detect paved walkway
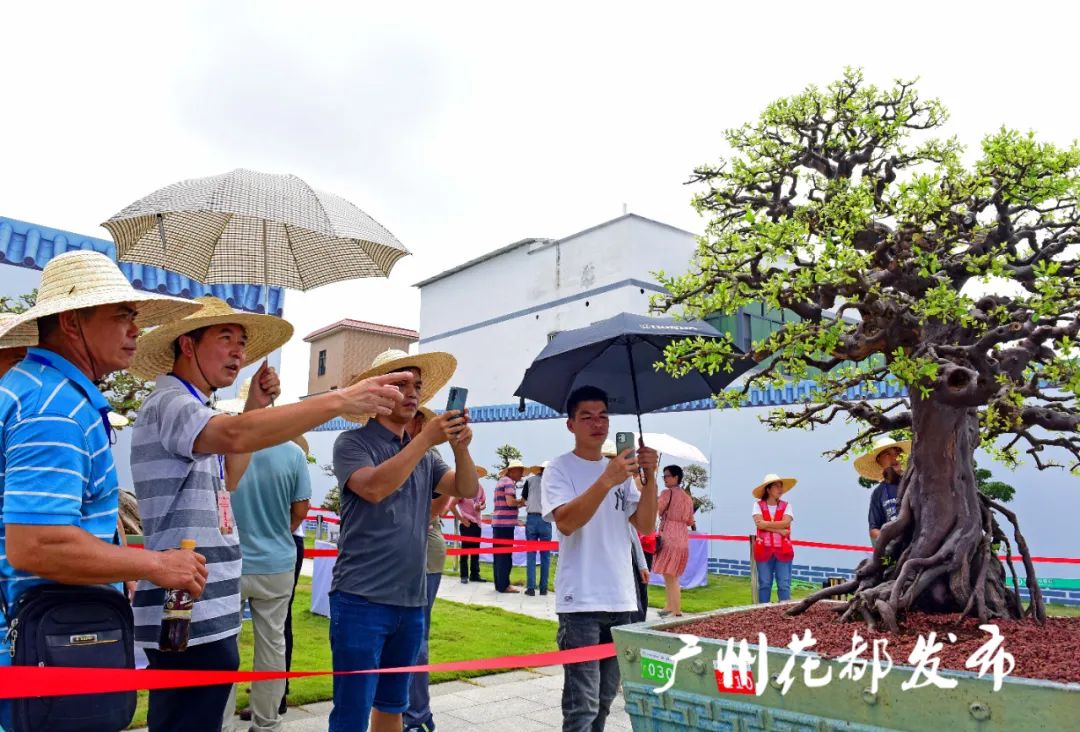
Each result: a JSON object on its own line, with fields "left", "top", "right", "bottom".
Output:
{"left": 239, "top": 665, "right": 633, "bottom": 731}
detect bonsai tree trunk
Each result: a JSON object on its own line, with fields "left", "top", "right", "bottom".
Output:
{"left": 789, "top": 394, "right": 1046, "bottom": 631}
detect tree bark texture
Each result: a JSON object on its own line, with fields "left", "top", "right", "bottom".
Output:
{"left": 789, "top": 393, "right": 1046, "bottom": 631}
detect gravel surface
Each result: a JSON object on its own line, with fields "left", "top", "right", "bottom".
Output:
{"left": 677, "top": 603, "right": 1080, "bottom": 685}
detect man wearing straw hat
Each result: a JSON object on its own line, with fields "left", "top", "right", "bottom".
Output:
{"left": 214, "top": 383, "right": 312, "bottom": 731}
{"left": 127, "top": 297, "right": 411, "bottom": 731}
{"left": 855, "top": 435, "right": 911, "bottom": 544}
{"left": 0, "top": 314, "right": 37, "bottom": 378}
{"left": 329, "top": 349, "right": 479, "bottom": 732}
{"left": 0, "top": 251, "right": 211, "bottom": 729}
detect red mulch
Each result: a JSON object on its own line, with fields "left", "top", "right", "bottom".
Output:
{"left": 676, "top": 603, "right": 1080, "bottom": 685}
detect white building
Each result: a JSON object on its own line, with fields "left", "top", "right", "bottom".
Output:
{"left": 301, "top": 213, "right": 1080, "bottom": 604}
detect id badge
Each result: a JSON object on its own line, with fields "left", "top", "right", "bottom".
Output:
{"left": 216, "top": 476, "right": 235, "bottom": 535}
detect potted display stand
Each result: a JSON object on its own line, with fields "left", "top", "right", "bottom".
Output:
{"left": 612, "top": 602, "right": 1080, "bottom": 731}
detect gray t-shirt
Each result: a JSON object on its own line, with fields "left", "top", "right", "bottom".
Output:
{"left": 131, "top": 375, "right": 242, "bottom": 648}
{"left": 523, "top": 473, "right": 544, "bottom": 515}
{"left": 332, "top": 422, "right": 449, "bottom": 606}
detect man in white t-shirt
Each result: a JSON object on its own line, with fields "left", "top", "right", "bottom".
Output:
{"left": 541, "top": 386, "right": 659, "bottom": 732}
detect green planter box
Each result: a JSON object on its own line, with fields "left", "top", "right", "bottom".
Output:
{"left": 612, "top": 603, "right": 1079, "bottom": 731}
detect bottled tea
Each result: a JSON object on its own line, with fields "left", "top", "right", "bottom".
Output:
{"left": 158, "top": 538, "right": 197, "bottom": 652}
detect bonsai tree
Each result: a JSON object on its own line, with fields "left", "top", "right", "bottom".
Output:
{"left": 491, "top": 443, "right": 523, "bottom": 480}
{"left": 682, "top": 464, "right": 714, "bottom": 513}
{"left": 658, "top": 69, "right": 1079, "bottom": 630}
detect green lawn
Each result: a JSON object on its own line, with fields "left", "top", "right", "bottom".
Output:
{"left": 129, "top": 575, "right": 557, "bottom": 728}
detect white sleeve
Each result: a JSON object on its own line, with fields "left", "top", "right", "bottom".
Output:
{"left": 752, "top": 502, "right": 762, "bottom": 516}
{"left": 541, "top": 461, "right": 575, "bottom": 523}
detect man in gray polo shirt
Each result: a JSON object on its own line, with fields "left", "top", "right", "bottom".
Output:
{"left": 329, "top": 349, "right": 479, "bottom": 732}
{"left": 129, "top": 300, "right": 410, "bottom": 732}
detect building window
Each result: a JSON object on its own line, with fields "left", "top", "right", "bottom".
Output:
{"left": 317, "top": 349, "right": 327, "bottom": 376}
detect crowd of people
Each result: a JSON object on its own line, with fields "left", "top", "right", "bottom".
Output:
{"left": 0, "top": 251, "right": 913, "bottom": 732}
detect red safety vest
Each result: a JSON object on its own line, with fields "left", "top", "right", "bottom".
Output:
{"left": 753, "top": 500, "right": 794, "bottom": 562}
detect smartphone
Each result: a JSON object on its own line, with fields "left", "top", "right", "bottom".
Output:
{"left": 615, "top": 431, "right": 636, "bottom": 459}
{"left": 446, "top": 386, "right": 468, "bottom": 414}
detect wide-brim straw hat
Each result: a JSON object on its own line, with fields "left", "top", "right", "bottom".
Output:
{"left": 476, "top": 465, "right": 489, "bottom": 479}
{"left": 751, "top": 473, "right": 797, "bottom": 500}
{"left": 130, "top": 296, "right": 293, "bottom": 380}
{"left": 292, "top": 434, "right": 310, "bottom": 456}
{"left": 213, "top": 377, "right": 251, "bottom": 415}
{"left": 4, "top": 250, "right": 200, "bottom": 334}
{"left": 107, "top": 411, "right": 130, "bottom": 429}
{"left": 601, "top": 439, "right": 617, "bottom": 458}
{"left": 854, "top": 436, "right": 912, "bottom": 482}
{"left": 499, "top": 459, "right": 537, "bottom": 479}
{"left": 343, "top": 349, "right": 456, "bottom": 423}
{"left": 0, "top": 313, "right": 38, "bottom": 350}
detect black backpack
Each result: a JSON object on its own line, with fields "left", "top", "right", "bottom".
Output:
{"left": 4, "top": 583, "right": 137, "bottom": 732}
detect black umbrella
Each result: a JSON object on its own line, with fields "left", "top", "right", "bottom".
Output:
{"left": 513, "top": 312, "right": 755, "bottom": 435}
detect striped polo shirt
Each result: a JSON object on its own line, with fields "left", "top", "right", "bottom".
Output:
{"left": 131, "top": 375, "right": 241, "bottom": 648}
{"left": 0, "top": 348, "right": 121, "bottom": 660}
{"left": 492, "top": 477, "right": 520, "bottom": 527}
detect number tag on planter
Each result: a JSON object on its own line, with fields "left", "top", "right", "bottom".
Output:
{"left": 714, "top": 663, "right": 756, "bottom": 695}
{"left": 640, "top": 649, "right": 674, "bottom": 685}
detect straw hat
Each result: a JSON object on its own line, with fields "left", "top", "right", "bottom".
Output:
{"left": 601, "top": 439, "right": 617, "bottom": 458}
{"left": 418, "top": 406, "right": 436, "bottom": 422}
{"left": 0, "top": 313, "right": 38, "bottom": 350}
{"left": 107, "top": 411, "right": 130, "bottom": 429}
{"left": 343, "top": 349, "right": 456, "bottom": 423}
{"left": 129, "top": 296, "right": 294, "bottom": 380}
{"left": 498, "top": 459, "right": 535, "bottom": 479}
{"left": 292, "top": 434, "right": 310, "bottom": 456}
{"left": 854, "top": 436, "right": 912, "bottom": 482}
{"left": 751, "top": 473, "right": 797, "bottom": 500}
{"left": 475, "top": 465, "right": 489, "bottom": 479}
{"left": 3, "top": 250, "right": 200, "bottom": 333}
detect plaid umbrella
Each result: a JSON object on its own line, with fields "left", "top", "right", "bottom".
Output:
{"left": 101, "top": 168, "right": 409, "bottom": 306}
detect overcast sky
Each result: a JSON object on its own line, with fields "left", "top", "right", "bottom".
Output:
{"left": 3, "top": 1, "right": 1077, "bottom": 401}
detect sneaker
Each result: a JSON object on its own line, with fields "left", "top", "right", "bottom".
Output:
{"left": 239, "top": 709, "right": 252, "bottom": 722}
{"left": 540, "top": 589, "right": 548, "bottom": 596}
{"left": 470, "top": 577, "right": 487, "bottom": 582}
{"left": 524, "top": 589, "right": 536, "bottom": 596}
{"left": 460, "top": 578, "right": 469, "bottom": 584}
{"left": 404, "top": 723, "right": 435, "bottom": 732}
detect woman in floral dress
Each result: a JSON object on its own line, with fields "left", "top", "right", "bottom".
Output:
{"left": 653, "top": 465, "right": 696, "bottom": 617}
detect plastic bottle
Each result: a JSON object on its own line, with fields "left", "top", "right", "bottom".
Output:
{"left": 158, "top": 539, "right": 197, "bottom": 652}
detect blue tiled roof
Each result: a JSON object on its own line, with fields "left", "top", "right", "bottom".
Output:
{"left": 0, "top": 216, "right": 284, "bottom": 315}
{"left": 311, "top": 379, "right": 909, "bottom": 432}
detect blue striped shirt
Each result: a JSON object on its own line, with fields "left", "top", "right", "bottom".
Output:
{"left": 0, "top": 348, "right": 121, "bottom": 660}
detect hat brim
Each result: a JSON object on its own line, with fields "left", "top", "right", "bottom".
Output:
{"left": 342, "top": 352, "right": 457, "bottom": 423}
{"left": 854, "top": 440, "right": 912, "bottom": 481}
{"left": 475, "top": 466, "right": 489, "bottom": 478}
{"left": 7, "top": 290, "right": 201, "bottom": 342}
{"left": 0, "top": 317, "right": 38, "bottom": 349}
{"left": 129, "top": 311, "right": 294, "bottom": 380}
{"left": 293, "top": 434, "right": 310, "bottom": 456}
{"left": 751, "top": 477, "right": 797, "bottom": 500}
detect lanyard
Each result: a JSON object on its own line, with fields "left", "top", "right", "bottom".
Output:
{"left": 169, "top": 373, "right": 225, "bottom": 481}
{"left": 25, "top": 352, "right": 113, "bottom": 443}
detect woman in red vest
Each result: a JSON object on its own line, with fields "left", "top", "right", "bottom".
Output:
{"left": 751, "top": 473, "right": 796, "bottom": 603}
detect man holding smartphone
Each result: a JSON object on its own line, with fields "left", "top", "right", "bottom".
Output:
{"left": 541, "top": 385, "right": 659, "bottom": 732}
{"left": 330, "top": 349, "right": 479, "bottom": 732}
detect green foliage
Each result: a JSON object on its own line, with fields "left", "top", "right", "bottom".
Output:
{"left": 682, "top": 464, "right": 714, "bottom": 513}
{"left": 320, "top": 464, "right": 341, "bottom": 513}
{"left": 490, "top": 443, "right": 522, "bottom": 479}
{"left": 657, "top": 68, "right": 1080, "bottom": 471}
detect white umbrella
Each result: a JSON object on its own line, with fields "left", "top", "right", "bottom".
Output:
{"left": 102, "top": 168, "right": 410, "bottom": 313}
{"left": 635, "top": 432, "right": 708, "bottom": 464}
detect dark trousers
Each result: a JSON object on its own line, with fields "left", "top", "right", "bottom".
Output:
{"left": 492, "top": 525, "right": 517, "bottom": 591}
{"left": 145, "top": 635, "right": 240, "bottom": 731}
{"left": 404, "top": 572, "right": 443, "bottom": 729}
{"left": 632, "top": 552, "right": 649, "bottom": 624}
{"left": 557, "top": 612, "right": 634, "bottom": 732}
{"left": 283, "top": 533, "right": 305, "bottom": 701}
{"left": 458, "top": 521, "right": 483, "bottom": 580}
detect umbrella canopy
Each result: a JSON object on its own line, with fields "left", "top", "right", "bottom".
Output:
{"left": 513, "top": 312, "right": 755, "bottom": 429}
{"left": 102, "top": 168, "right": 410, "bottom": 293}
{"left": 634, "top": 433, "right": 708, "bottom": 464}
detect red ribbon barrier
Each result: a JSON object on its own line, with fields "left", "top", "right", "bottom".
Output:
{"left": 0, "top": 644, "right": 615, "bottom": 699}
